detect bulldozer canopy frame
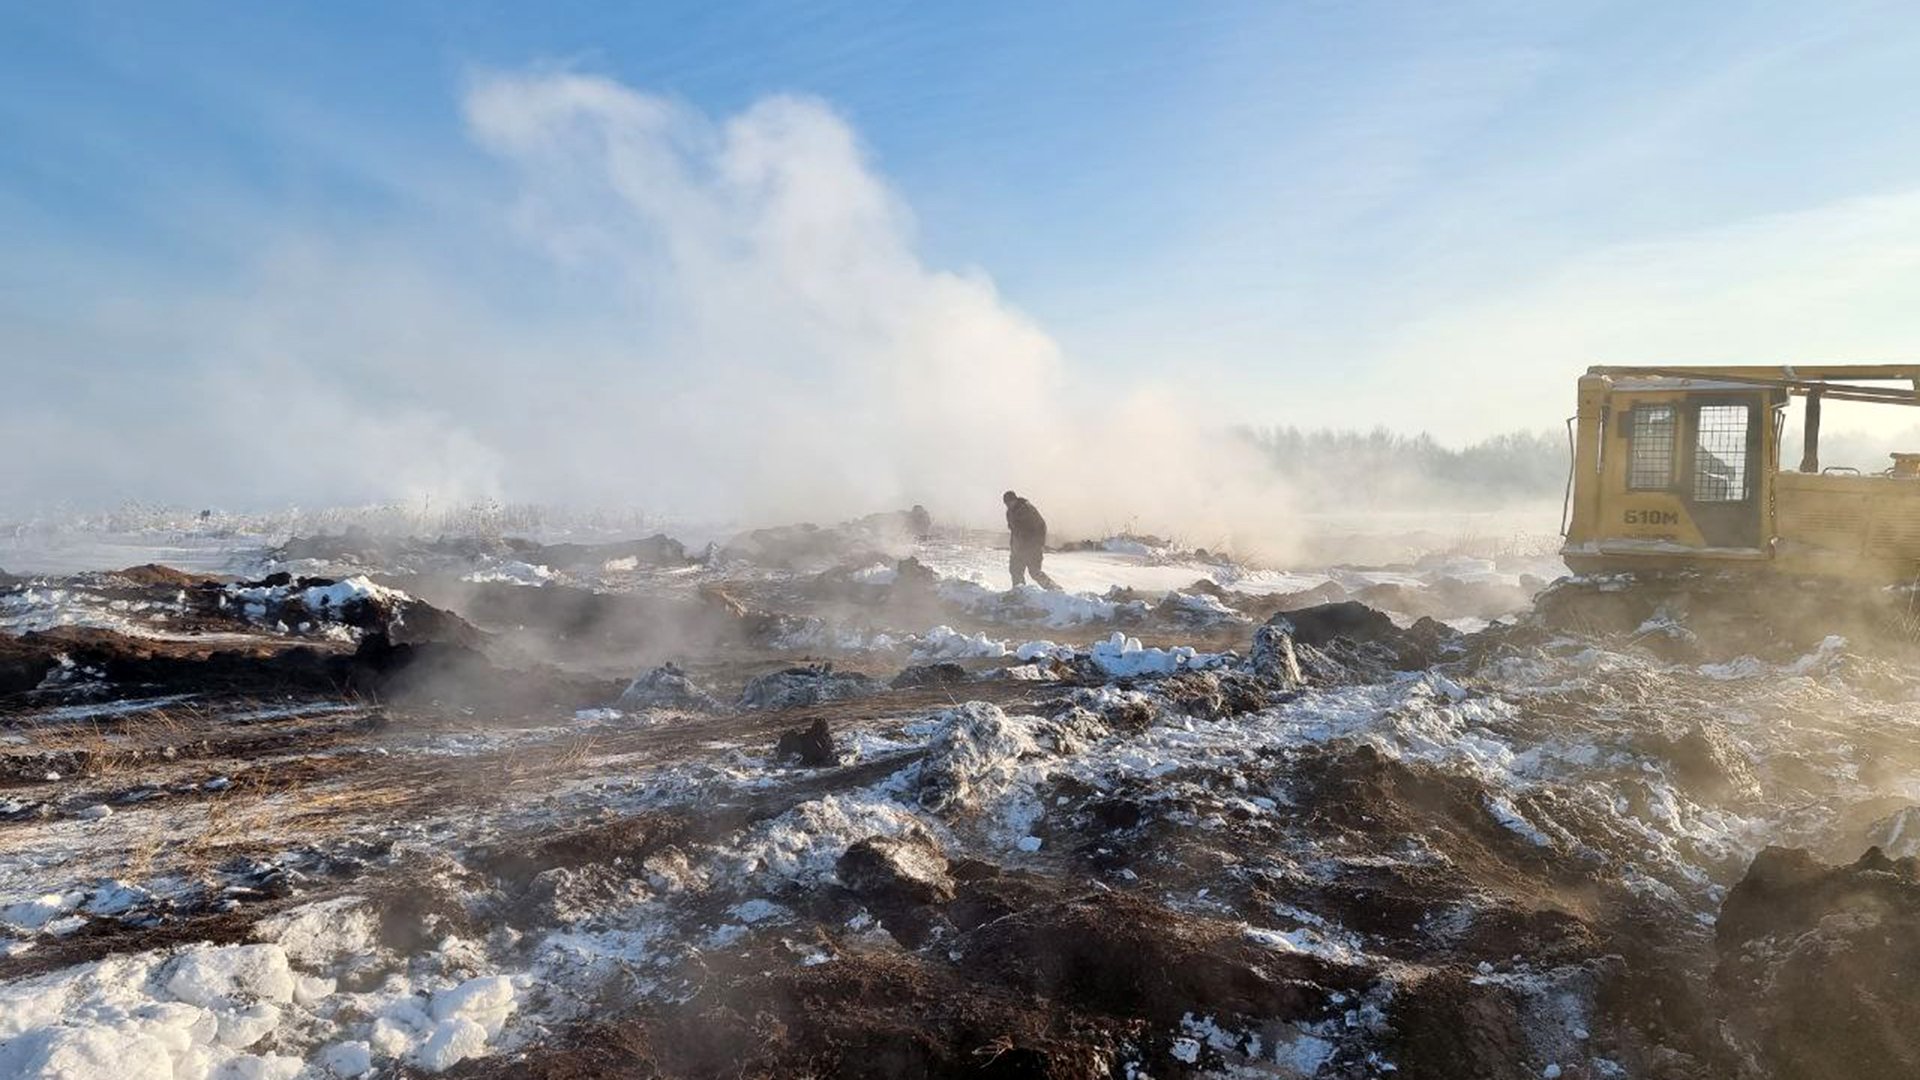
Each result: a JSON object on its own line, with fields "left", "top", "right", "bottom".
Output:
{"left": 1563, "top": 364, "right": 1920, "bottom": 584}
{"left": 1585, "top": 365, "right": 1920, "bottom": 407}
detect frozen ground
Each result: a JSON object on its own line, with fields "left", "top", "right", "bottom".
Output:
{"left": 1, "top": 508, "right": 1911, "bottom": 1078}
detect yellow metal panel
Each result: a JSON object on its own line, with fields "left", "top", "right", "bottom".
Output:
{"left": 1563, "top": 373, "right": 1778, "bottom": 572}
{"left": 1775, "top": 473, "right": 1868, "bottom": 555}
{"left": 1565, "top": 364, "right": 1920, "bottom": 583}
{"left": 1586, "top": 388, "right": 1709, "bottom": 549}
{"left": 1772, "top": 472, "right": 1920, "bottom": 581}
{"left": 1867, "top": 500, "right": 1920, "bottom": 558}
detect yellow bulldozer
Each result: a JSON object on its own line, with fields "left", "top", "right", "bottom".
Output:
{"left": 1561, "top": 364, "right": 1920, "bottom": 585}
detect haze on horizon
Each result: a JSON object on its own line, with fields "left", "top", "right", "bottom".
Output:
{"left": 6, "top": 1, "right": 1920, "bottom": 529}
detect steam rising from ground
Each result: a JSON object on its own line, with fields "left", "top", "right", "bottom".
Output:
{"left": 3, "top": 70, "right": 1290, "bottom": 551}
{"left": 464, "top": 73, "right": 1071, "bottom": 522}
{"left": 455, "top": 71, "right": 1288, "bottom": 545}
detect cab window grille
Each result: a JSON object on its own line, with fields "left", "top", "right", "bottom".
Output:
{"left": 1627, "top": 406, "right": 1676, "bottom": 490}
{"left": 1693, "top": 404, "right": 1751, "bottom": 502}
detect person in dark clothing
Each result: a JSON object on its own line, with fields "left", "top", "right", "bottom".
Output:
{"left": 1003, "top": 490, "right": 1060, "bottom": 590}
{"left": 907, "top": 504, "right": 933, "bottom": 541}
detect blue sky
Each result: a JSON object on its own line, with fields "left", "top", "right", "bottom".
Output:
{"left": 6, "top": 1, "right": 1920, "bottom": 511}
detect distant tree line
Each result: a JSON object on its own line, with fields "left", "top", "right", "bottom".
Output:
{"left": 1238, "top": 426, "right": 1566, "bottom": 507}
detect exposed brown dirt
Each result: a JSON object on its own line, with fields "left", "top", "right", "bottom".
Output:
{"left": 451, "top": 948, "right": 1131, "bottom": 1080}
{"left": 15, "top": 553, "right": 1917, "bottom": 1078}
{"left": 1715, "top": 845, "right": 1920, "bottom": 1080}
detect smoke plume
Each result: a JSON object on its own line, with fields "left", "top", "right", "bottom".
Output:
{"left": 5, "top": 70, "right": 1293, "bottom": 551}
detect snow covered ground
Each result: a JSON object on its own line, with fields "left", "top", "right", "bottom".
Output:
{"left": 911, "top": 542, "right": 1559, "bottom": 601}
{"left": 4, "top": 615, "right": 1909, "bottom": 1076}
{"left": 5, "top": 509, "right": 1894, "bottom": 1077}
{"left": 0, "top": 507, "right": 1562, "bottom": 601}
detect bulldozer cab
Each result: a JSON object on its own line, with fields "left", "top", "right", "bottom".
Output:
{"left": 1562, "top": 365, "right": 1920, "bottom": 582}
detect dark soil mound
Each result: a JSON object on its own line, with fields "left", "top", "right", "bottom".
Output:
{"left": 462, "top": 950, "right": 1124, "bottom": 1080}
{"left": 617, "top": 663, "right": 723, "bottom": 712}
{"left": 404, "top": 578, "right": 763, "bottom": 666}
{"left": 110, "top": 563, "right": 217, "bottom": 588}
{"left": 838, "top": 832, "right": 957, "bottom": 906}
{"left": 721, "top": 522, "right": 890, "bottom": 571}
{"left": 7, "top": 627, "right": 346, "bottom": 697}
{"left": 348, "top": 632, "right": 618, "bottom": 713}
{"left": 836, "top": 830, "right": 955, "bottom": 946}
{"left": 740, "top": 664, "right": 877, "bottom": 710}
{"left": 524, "top": 534, "right": 689, "bottom": 571}
{"left": 1716, "top": 846, "right": 1920, "bottom": 1080}
{"left": 1268, "top": 601, "right": 1459, "bottom": 671}
{"left": 1637, "top": 725, "right": 1760, "bottom": 805}
{"left": 475, "top": 813, "right": 696, "bottom": 890}
{"left": 274, "top": 528, "right": 402, "bottom": 565}
{"left": 1383, "top": 969, "right": 1535, "bottom": 1079}
{"left": 0, "top": 636, "right": 58, "bottom": 695}
{"left": 891, "top": 662, "right": 967, "bottom": 690}
{"left": 955, "top": 891, "right": 1362, "bottom": 1024}
{"left": 776, "top": 717, "right": 838, "bottom": 766}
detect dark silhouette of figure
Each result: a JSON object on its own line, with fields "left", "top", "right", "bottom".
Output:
{"left": 907, "top": 504, "right": 933, "bottom": 541}
{"left": 1003, "top": 490, "right": 1059, "bottom": 590}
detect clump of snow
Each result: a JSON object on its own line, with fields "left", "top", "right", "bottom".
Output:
{"left": 1, "top": 892, "right": 85, "bottom": 932}
{"left": 994, "top": 634, "right": 1234, "bottom": 678}
{"left": 1014, "top": 640, "right": 1075, "bottom": 663}
{"left": 83, "top": 881, "right": 152, "bottom": 919}
{"left": 850, "top": 563, "right": 899, "bottom": 585}
{"left": 317, "top": 1041, "right": 374, "bottom": 1077}
{"left": 337, "top": 974, "right": 522, "bottom": 1074}
{"left": 936, "top": 581, "right": 1151, "bottom": 628}
{"left": 0, "top": 932, "right": 530, "bottom": 1080}
{"left": 460, "top": 560, "right": 557, "bottom": 586}
{"left": 1088, "top": 633, "right": 1230, "bottom": 678}
{"left": 729, "top": 899, "right": 783, "bottom": 925}
{"left": 723, "top": 793, "right": 930, "bottom": 888}
{"left": 223, "top": 576, "right": 412, "bottom": 631}
{"left": 913, "top": 703, "right": 1049, "bottom": 814}
{"left": 1176, "top": 1012, "right": 1339, "bottom": 1076}
{"left": 909, "top": 626, "right": 1008, "bottom": 661}
{"left": 430, "top": 976, "right": 519, "bottom": 1038}
{"left": 253, "top": 897, "right": 378, "bottom": 972}
{"left": 414, "top": 1017, "right": 489, "bottom": 1072}
{"left": 1700, "top": 634, "right": 1848, "bottom": 681}
{"left": 1159, "top": 590, "right": 1251, "bottom": 626}
{"left": 163, "top": 945, "right": 297, "bottom": 1010}
{"left": 0, "top": 585, "right": 203, "bottom": 641}
{"left": 1243, "top": 922, "right": 1368, "bottom": 966}
{"left": 297, "top": 577, "right": 407, "bottom": 612}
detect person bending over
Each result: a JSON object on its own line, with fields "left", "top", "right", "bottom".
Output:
{"left": 1003, "top": 490, "right": 1060, "bottom": 590}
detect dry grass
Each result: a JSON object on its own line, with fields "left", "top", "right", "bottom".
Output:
{"left": 1433, "top": 529, "right": 1563, "bottom": 562}
{"left": 176, "top": 768, "right": 277, "bottom": 873}
{"left": 554, "top": 733, "right": 602, "bottom": 771}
